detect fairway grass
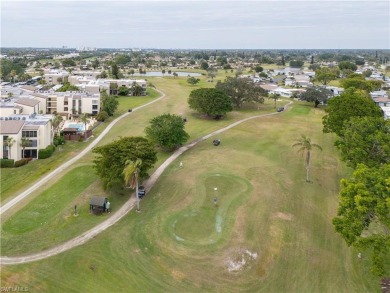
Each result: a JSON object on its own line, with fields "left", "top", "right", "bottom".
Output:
{"left": 1, "top": 165, "right": 130, "bottom": 255}
{"left": 0, "top": 102, "right": 381, "bottom": 292}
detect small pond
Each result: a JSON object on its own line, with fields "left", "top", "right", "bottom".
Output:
{"left": 131, "top": 71, "right": 202, "bottom": 77}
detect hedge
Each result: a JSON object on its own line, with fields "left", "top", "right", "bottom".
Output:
{"left": 38, "top": 145, "right": 56, "bottom": 159}
{"left": 14, "top": 158, "right": 30, "bottom": 168}
{"left": 0, "top": 159, "right": 14, "bottom": 168}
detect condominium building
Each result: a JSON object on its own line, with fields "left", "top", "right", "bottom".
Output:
{"left": 0, "top": 113, "right": 53, "bottom": 160}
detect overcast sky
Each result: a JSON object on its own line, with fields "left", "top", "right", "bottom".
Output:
{"left": 1, "top": 0, "right": 389, "bottom": 49}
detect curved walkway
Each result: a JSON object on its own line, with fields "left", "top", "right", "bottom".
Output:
{"left": 0, "top": 89, "right": 166, "bottom": 215}
{"left": 0, "top": 101, "right": 292, "bottom": 265}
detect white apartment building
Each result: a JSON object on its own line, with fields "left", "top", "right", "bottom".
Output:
{"left": 0, "top": 113, "right": 53, "bottom": 160}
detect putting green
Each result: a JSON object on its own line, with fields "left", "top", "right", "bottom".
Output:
{"left": 168, "top": 173, "right": 251, "bottom": 245}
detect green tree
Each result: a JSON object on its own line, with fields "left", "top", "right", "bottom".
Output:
{"left": 56, "top": 82, "right": 79, "bottom": 92}
{"left": 216, "top": 76, "right": 267, "bottom": 108}
{"left": 315, "top": 67, "right": 338, "bottom": 85}
{"left": 129, "top": 69, "right": 135, "bottom": 77}
{"left": 338, "top": 61, "right": 357, "bottom": 72}
{"left": 333, "top": 163, "right": 390, "bottom": 276}
{"left": 81, "top": 113, "right": 89, "bottom": 141}
{"left": 51, "top": 113, "right": 63, "bottom": 136}
{"left": 268, "top": 93, "right": 281, "bottom": 109}
{"left": 20, "top": 137, "right": 32, "bottom": 159}
{"left": 118, "top": 86, "right": 130, "bottom": 96}
{"left": 4, "top": 137, "right": 15, "bottom": 159}
{"left": 96, "top": 111, "right": 109, "bottom": 122}
{"left": 123, "top": 158, "right": 142, "bottom": 211}
{"left": 100, "top": 70, "right": 108, "bottom": 79}
{"left": 187, "top": 77, "right": 200, "bottom": 85}
{"left": 111, "top": 63, "right": 119, "bottom": 79}
{"left": 322, "top": 88, "right": 383, "bottom": 137}
{"left": 62, "top": 59, "right": 76, "bottom": 67}
{"left": 188, "top": 88, "right": 233, "bottom": 119}
{"left": 131, "top": 82, "right": 143, "bottom": 96}
{"left": 335, "top": 117, "right": 390, "bottom": 168}
{"left": 292, "top": 135, "right": 322, "bottom": 182}
{"left": 254, "top": 65, "right": 264, "bottom": 73}
{"left": 289, "top": 60, "right": 304, "bottom": 68}
{"left": 207, "top": 67, "right": 217, "bottom": 81}
{"left": 93, "top": 137, "right": 157, "bottom": 189}
{"left": 200, "top": 61, "right": 209, "bottom": 70}
{"left": 162, "top": 69, "right": 165, "bottom": 77}
{"left": 100, "top": 90, "right": 119, "bottom": 116}
{"left": 340, "top": 76, "right": 382, "bottom": 92}
{"left": 299, "top": 86, "right": 332, "bottom": 107}
{"left": 91, "top": 59, "right": 100, "bottom": 70}
{"left": 145, "top": 114, "right": 189, "bottom": 151}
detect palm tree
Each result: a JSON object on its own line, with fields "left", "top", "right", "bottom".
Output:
{"left": 52, "top": 114, "right": 63, "bottom": 136}
{"left": 131, "top": 82, "right": 143, "bottom": 96}
{"left": 292, "top": 135, "right": 322, "bottom": 182}
{"left": 268, "top": 93, "right": 281, "bottom": 108}
{"left": 80, "top": 113, "right": 89, "bottom": 141}
{"left": 123, "top": 158, "right": 142, "bottom": 211}
{"left": 20, "top": 137, "right": 31, "bottom": 159}
{"left": 4, "top": 137, "right": 15, "bottom": 159}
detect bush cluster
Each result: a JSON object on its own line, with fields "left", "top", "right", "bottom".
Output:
{"left": 14, "top": 158, "right": 32, "bottom": 167}
{"left": 0, "top": 159, "right": 14, "bottom": 168}
{"left": 38, "top": 145, "right": 56, "bottom": 159}
{"left": 53, "top": 135, "right": 65, "bottom": 146}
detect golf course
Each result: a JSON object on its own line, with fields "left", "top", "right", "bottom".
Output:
{"left": 0, "top": 73, "right": 382, "bottom": 292}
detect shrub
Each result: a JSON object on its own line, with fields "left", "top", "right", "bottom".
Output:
{"left": 96, "top": 111, "right": 109, "bottom": 122}
{"left": 53, "top": 135, "right": 65, "bottom": 146}
{"left": 0, "top": 159, "right": 14, "bottom": 168}
{"left": 38, "top": 145, "right": 55, "bottom": 159}
{"left": 14, "top": 158, "right": 30, "bottom": 167}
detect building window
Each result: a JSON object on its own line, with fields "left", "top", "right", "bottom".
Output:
{"left": 92, "top": 100, "right": 99, "bottom": 105}
{"left": 92, "top": 105, "right": 98, "bottom": 110}
{"left": 28, "top": 140, "right": 38, "bottom": 147}
{"left": 64, "top": 107, "right": 68, "bottom": 111}
{"left": 92, "top": 111, "right": 98, "bottom": 115}
{"left": 64, "top": 101, "right": 68, "bottom": 105}
{"left": 22, "top": 131, "right": 37, "bottom": 138}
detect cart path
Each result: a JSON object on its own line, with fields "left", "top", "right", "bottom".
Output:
{"left": 0, "top": 101, "right": 292, "bottom": 265}
{"left": 0, "top": 89, "right": 166, "bottom": 215}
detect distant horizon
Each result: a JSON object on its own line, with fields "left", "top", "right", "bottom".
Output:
{"left": 1, "top": 47, "right": 389, "bottom": 51}
{"left": 2, "top": 1, "right": 389, "bottom": 49}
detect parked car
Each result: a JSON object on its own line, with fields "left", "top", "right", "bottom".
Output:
{"left": 277, "top": 107, "right": 284, "bottom": 112}
{"left": 138, "top": 186, "right": 145, "bottom": 199}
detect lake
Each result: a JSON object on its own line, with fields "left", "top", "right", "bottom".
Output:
{"left": 131, "top": 71, "right": 202, "bottom": 77}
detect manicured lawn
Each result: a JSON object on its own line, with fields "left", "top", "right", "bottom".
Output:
{"left": 1, "top": 165, "right": 132, "bottom": 255}
{"left": 0, "top": 102, "right": 381, "bottom": 292}
{"left": 1, "top": 141, "right": 87, "bottom": 202}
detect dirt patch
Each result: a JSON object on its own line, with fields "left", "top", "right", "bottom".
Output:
{"left": 226, "top": 248, "right": 258, "bottom": 273}
{"left": 171, "top": 269, "right": 186, "bottom": 281}
{"left": 272, "top": 212, "right": 294, "bottom": 221}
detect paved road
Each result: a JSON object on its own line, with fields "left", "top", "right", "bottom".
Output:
{"left": 0, "top": 100, "right": 292, "bottom": 265}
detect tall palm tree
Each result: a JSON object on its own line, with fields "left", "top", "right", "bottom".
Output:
{"left": 52, "top": 114, "right": 63, "bottom": 136}
{"left": 292, "top": 135, "right": 322, "bottom": 182}
{"left": 20, "top": 137, "right": 32, "bottom": 159}
{"left": 268, "top": 93, "right": 281, "bottom": 108}
{"left": 5, "top": 137, "right": 15, "bottom": 159}
{"left": 123, "top": 158, "right": 142, "bottom": 211}
{"left": 80, "top": 113, "right": 89, "bottom": 141}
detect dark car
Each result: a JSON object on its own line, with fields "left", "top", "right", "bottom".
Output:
{"left": 277, "top": 107, "right": 284, "bottom": 112}
{"left": 138, "top": 186, "right": 145, "bottom": 199}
